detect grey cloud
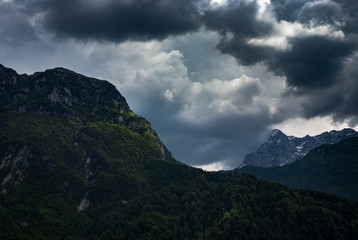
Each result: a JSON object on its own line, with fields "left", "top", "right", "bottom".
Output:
{"left": 270, "top": 0, "right": 311, "bottom": 22}
{"left": 297, "top": 0, "right": 344, "bottom": 25}
{"left": 0, "top": 1, "right": 39, "bottom": 47}
{"left": 271, "top": 0, "right": 358, "bottom": 33}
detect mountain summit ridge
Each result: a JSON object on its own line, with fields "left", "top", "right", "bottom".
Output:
{"left": 1, "top": 64, "right": 127, "bottom": 120}
{"left": 239, "top": 128, "right": 358, "bottom": 168}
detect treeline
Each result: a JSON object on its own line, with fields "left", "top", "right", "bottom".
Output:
{"left": 87, "top": 162, "right": 358, "bottom": 240}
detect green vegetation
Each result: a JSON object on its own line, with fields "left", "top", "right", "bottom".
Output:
{"left": 94, "top": 171, "right": 358, "bottom": 240}
{"left": 236, "top": 137, "right": 358, "bottom": 200}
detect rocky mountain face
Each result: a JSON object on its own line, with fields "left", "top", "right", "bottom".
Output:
{"left": 1, "top": 64, "right": 358, "bottom": 239}
{"left": 239, "top": 128, "right": 358, "bottom": 168}
{"left": 2, "top": 64, "right": 141, "bottom": 127}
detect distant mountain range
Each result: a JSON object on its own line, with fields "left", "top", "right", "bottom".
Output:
{"left": 238, "top": 128, "right": 358, "bottom": 168}
{"left": 1, "top": 64, "right": 357, "bottom": 239}
{"left": 235, "top": 137, "right": 358, "bottom": 201}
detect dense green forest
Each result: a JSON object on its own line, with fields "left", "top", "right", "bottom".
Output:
{"left": 236, "top": 137, "right": 358, "bottom": 201}
{"left": 1, "top": 66, "right": 357, "bottom": 239}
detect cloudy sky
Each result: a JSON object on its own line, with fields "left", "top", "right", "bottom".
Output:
{"left": 1, "top": 0, "right": 358, "bottom": 170}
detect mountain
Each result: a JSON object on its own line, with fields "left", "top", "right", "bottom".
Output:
{"left": 236, "top": 137, "right": 358, "bottom": 200}
{"left": 239, "top": 128, "right": 358, "bottom": 168}
{"left": 1, "top": 64, "right": 358, "bottom": 239}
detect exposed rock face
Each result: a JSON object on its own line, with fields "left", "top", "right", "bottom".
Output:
{"left": 77, "top": 192, "right": 90, "bottom": 212}
{"left": 1, "top": 145, "right": 31, "bottom": 188}
{"left": 239, "top": 128, "right": 358, "bottom": 168}
{"left": 0, "top": 64, "right": 130, "bottom": 123}
{"left": 84, "top": 157, "right": 93, "bottom": 183}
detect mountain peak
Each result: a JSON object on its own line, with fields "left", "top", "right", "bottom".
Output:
{"left": 44, "top": 67, "right": 94, "bottom": 80}
{"left": 238, "top": 128, "right": 358, "bottom": 168}
{"left": 1, "top": 64, "right": 130, "bottom": 122}
{"left": 269, "top": 129, "right": 288, "bottom": 142}
{"left": 270, "top": 129, "right": 284, "bottom": 137}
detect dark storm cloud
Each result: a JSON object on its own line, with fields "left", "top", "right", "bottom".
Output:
{"left": 28, "top": 0, "right": 204, "bottom": 42}
{"left": 203, "top": 0, "right": 358, "bottom": 92}
{"left": 11, "top": 0, "right": 273, "bottom": 49}
{"left": 336, "top": 0, "right": 358, "bottom": 34}
{"left": 263, "top": 0, "right": 358, "bottom": 124}
{"left": 203, "top": 0, "right": 358, "bottom": 122}
{"left": 203, "top": 0, "right": 275, "bottom": 65}
{"left": 268, "top": 36, "right": 356, "bottom": 89}
{"left": 202, "top": 0, "right": 357, "bottom": 90}
{"left": 204, "top": 0, "right": 272, "bottom": 37}
{"left": 216, "top": 36, "right": 275, "bottom": 66}
{"left": 300, "top": 53, "right": 358, "bottom": 126}
{"left": 5, "top": 0, "right": 357, "bottom": 90}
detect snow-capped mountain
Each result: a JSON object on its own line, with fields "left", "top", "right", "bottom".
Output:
{"left": 238, "top": 128, "right": 358, "bottom": 168}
